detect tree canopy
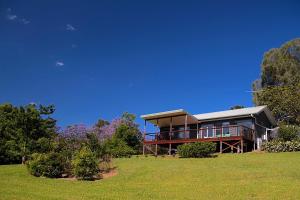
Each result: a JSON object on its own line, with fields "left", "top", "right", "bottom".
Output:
{"left": 252, "top": 38, "right": 300, "bottom": 125}
{"left": 0, "top": 103, "right": 56, "bottom": 164}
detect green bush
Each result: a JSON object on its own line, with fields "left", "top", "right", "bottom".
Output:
{"left": 27, "top": 152, "right": 65, "bottom": 178}
{"left": 277, "top": 125, "right": 299, "bottom": 141}
{"left": 104, "top": 138, "right": 135, "bottom": 158}
{"left": 72, "top": 146, "right": 99, "bottom": 180}
{"left": 177, "top": 142, "right": 216, "bottom": 158}
{"left": 262, "top": 140, "right": 300, "bottom": 152}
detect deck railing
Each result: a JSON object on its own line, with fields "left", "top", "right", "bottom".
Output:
{"left": 144, "top": 125, "right": 254, "bottom": 142}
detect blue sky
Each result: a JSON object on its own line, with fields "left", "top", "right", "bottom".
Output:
{"left": 1, "top": 0, "right": 300, "bottom": 128}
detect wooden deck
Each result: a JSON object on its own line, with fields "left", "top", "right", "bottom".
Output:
{"left": 143, "top": 125, "right": 255, "bottom": 154}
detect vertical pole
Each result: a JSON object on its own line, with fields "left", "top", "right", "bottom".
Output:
{"left": 169, "top": 117, "right": 172, "bottom": 155}
{"left": 253, "top": 130, "right": 256, "bottom": 151}
{"left": 241, "top": 139, "right": 244, "bottom": 153}
{"left": 143, "top": 120, "right": 146, "bottom": 156}
{"left": 155, "top": 119, "right": 159, "bottom": 156}
{"left": 220, "top": 141, "right": 223, "bottom": 153}
{"left": 185, "top": 114, "right": 188, "bottom": 139}
{"left": 196, "top": 123, "right": 199, "bottom": 139}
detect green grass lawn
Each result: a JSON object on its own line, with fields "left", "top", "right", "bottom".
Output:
{"left": 1, "top": 152, "right": 300, "bottom": 200}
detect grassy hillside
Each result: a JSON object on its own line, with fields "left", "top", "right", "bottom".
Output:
{"left": 1, "top": 152, "right": 300, "bottom": 200}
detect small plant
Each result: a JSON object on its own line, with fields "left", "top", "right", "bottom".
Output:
{"left": 177, "top": 142, "right": 216, "bottom": 158}
{"left": 262, "top": 140, "right": 300, "bottom": 152}
{"left": 27, "top": 152, "right": 65, "bottom": 178}
{"left": 72, "top": 146, "right": 99, "bottom": 180}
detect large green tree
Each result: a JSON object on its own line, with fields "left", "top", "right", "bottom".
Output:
{"left": 0, "top": 103, "right": 56, "bottom": 164}
{"left": 253, "top": 38, "right": 300, "bottom": 125}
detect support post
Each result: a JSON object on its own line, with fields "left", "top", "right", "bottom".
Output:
{"left": 241, "top": 139, "right": 244, "bottom": 153}
{"left": 143, "top": 120, "right": 146, "bottom": 155}
{"left": 169, "top": 117, "right": 172, "bottom": 155}
{"left": 220, "top": 141, "right": 223, "bottom": 153}
{"left": 253, "top": 131, "right": 256, "bottom": 151}
{"left": 196, "top": 123, "right": 199, "bottom": 139}
{"left": 185, "top": 114, "right": 188, "bottom": 139}
{"left": 155, "top": 119, "right": 159, "bottom": 157}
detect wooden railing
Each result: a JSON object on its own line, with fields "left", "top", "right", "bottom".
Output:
{"left": 144, "top": 125, "right": 254, "bottom": 142}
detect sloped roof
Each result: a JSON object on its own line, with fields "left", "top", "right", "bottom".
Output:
{"left": 193, "top": 105, "right": 276, "bottom": 125}
{"left": 141, "top": 109, "right": 187, "bottom": 120}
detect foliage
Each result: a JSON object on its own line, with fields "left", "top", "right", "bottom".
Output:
{"left": 277, "top": 124, "right": 299, "bottom": 141}
{"left": 254, "top": 38, "right": 300, "bottom": 88}
{"left": 95, "top": 118, "right": 122, "bottom": 141}
{"left": 72, "top": 146, "right": 99, "bottom": 180}
{"left": 114, "top": 124, "right": 142, "bottom": 151}
{"left": 262, "top": 140, "right": 300, "bottom": 152}
{"left": 95, "top": 119, "right": 110, "bottom": 129}
{"left": 177, "top": 142, "right": 216, "bottom": 158}
{"left": 0, "top": 103, "right": 56, "bottom": 164}
{"left": 27, "top": 152, "right": 65, "bottom": 178}
{"left": 253, "top": 83, "right": 300, "bottom": 125}
{"left": 252, "top": 38, "right": 300, "bottom": 125}
{"left": 230, "top": 105, "right": 245, "bottom": 110}
{"left": 104, "top": 138, "right": 135, "bottom": 158}
{"left": 35, "top": 137, "right": 54, "bottom": 153}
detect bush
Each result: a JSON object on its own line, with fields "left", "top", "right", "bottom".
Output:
{"left": 27, "top": 152, "right": 65, "bottom": 178}
{"left": 262, "top": 140, "right": 300, "bottom": 152}
{"left": 277, "top": 125, "right": 299, "bottom": 141}
{"left": 104, "top": 138, "right": 135, "bottom": 158}
{"left": 177, "top": 142, "right": 216, "bottom": 158}
{"left": 72, "top": 146, "right": 99, "bottom": 180}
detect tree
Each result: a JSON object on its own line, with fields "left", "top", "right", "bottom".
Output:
{"left": 230, "top": 105, "right": 245, "bottom": 110}
{"left": 254, "top": 83, "right": 300, "bottom": 125}
{"left": 114, "top": 124, "right": 142, "bottom": 151}
{"left": 252, "top": 38, "right": 300, "bottom": 125}
{"left": 95, "top": 119, "right": 109, "bottom": 129}
{"left": 254, "top": 38, "right": 300, "bottom": 88}
{"left": 72, "top": 146, "right": 99, "bottom": 180}
{"left": 0, "top": 103, "right": 57, "bottom": 164}
{"left": 277, "top": 124, "right": 299, "bottom": 142}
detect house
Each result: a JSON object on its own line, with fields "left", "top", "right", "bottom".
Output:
{"left": 141, "top": 106, "right": 276, "bottom": 155}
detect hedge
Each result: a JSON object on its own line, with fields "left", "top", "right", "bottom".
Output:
{"left": 262, "top": 140, "right": 300, "bottom": 152}
{"left": 177, "top": 142, "right": 216, "bottom": 158}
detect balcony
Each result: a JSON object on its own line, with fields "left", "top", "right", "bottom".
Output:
{"left": 144, "top": 125, "right": 254, "bottom": 144}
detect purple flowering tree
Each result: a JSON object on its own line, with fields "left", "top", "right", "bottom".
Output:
{"left": 94, "top": 118, "right": 122, "bottom": 141}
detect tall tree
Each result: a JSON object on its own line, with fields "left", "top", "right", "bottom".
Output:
{"left": 252, "top": 38, "right": 300, "bottom": 125}
{"left": 0, "top": 103, "right": 57, "bottom": 164}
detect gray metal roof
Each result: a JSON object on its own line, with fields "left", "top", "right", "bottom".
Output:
{"left": 141, "top": 106, "right": 277, "bottom": 126}
{"left": 193, "top": 105, "right": 276, "bottom": 125}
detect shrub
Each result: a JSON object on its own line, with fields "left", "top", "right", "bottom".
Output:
{"left": 262, "top": 140, "right": 300, "bottom": 152}
{"left": 177, "top": 142, "right": 216, "bottom": 158}
{"left": 277, "top": 125, "right": 299, "bottom": 141}
{"left": 72, "top": 146, "right": 99, "bottom": 180}
{"left": 27, "top": 152, "right": 65, "bottom": 178}
{"left": 104, "top": 138, "right": 135, "bottom": 158}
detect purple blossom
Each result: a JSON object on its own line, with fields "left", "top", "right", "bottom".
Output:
{"left": 60, "top": 124, "right": 92, "bottom": 140}
{"left": 94, "top": 118, "right": 122, "bottom": 141}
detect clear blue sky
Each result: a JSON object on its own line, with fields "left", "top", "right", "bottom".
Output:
{"left": 1, "top": 0, "right": 300, "bottom": 128}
